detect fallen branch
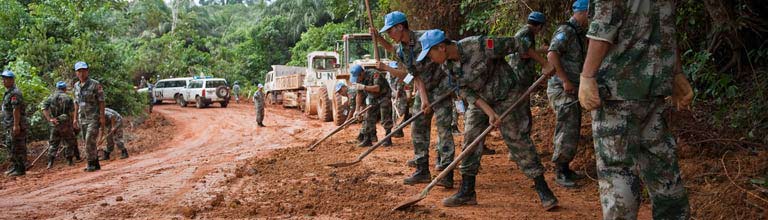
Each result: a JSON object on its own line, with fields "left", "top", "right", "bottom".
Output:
{"left": 720, "top": 151, "right": 768, "bottom": 205}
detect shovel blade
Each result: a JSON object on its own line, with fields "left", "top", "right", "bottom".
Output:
{"left": 392, "top": 194, "right": 427, "bottom": 211}
{"left": 326, "top": 160, "right": 360, "bottom": 168}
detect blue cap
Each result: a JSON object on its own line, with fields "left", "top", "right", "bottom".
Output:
{"left": 258, "top": 83, "right": 264, "bottom": 88}
{"left": 379, "top": 11, "right": 407, "bottom": 33}
{"left": 416, "top": 29, "right": 446, "bottom": 62}
{"left": 1, "top": 70, "right": 14, "bottom": 78}
{"left": 234, "top": 81, "right": 239, "bottom": 84}
{"left": 528, "top": 11, "right": 546, "bottom": 23}
{"left": 350, "top": 64, "right": 364, "bottom": 83}
{"left": 335, "top": 82, "right": 345, "bottom": 93}
{"left": 56, "top": 81, "right": 67, "bottom": 89}
{"left": 74, "top": 61, "right": 88, "bottom": 71}
{"left": 573, "top": 0, "right": 589, "bottom": 12}
{"left": 388, "top": 61, "right": 399, "bottom": 69}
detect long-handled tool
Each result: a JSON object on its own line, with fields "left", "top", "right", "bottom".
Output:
{"left": 364, "top": 0, "right": 379, "bottom": 61}
{"left": 327, "top": 92, "right": 452, "bottom": 168}
{"left": 393, "top": 73, "right": 550, "bottom": 210}
{"left": 307, "top": 104, "right": 376, "bottom": 151}
{"left": 27, "top": 147, "right": 49, "bottom": 170}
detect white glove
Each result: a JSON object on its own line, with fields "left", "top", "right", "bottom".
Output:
{"left": 353, "top": 84, "right": 366, "bottom": 91}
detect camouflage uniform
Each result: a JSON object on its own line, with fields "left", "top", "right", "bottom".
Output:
{"left": 358, "top": 69, "right": 393, "bottom": 139}
{"left": 444, "top": 36, "right": 545, "bottom": 178}
{"left": 253, "top": 90, "right": 265, "bottom": 124}
{"left": 588, "top": 0, "right": 690, "bottom": 219}
{"left": 42, "top": 90, "right": 78, "bottom": 159}
{"left": 74, "top": 78, "right": 105, "bottom": 162}
{"left": 510, "top": 25, "right": 538, "bottom": 89}
{"left": 104, "top": 108, "right": 126, "bottom": 154}
{"left": 388, "top": 74, "right": 410, "bottom": 136}
{"left": 2, "top": 86, "right": 28, "bottom": 174}
{"left": 395, "top": 30, "right": 456, "bottom": 168}
{"left": 547, "top": 17, "right": 587, "bottom": 166}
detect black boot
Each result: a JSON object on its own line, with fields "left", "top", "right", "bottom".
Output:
{"left": 534, "top": 175, "right": 559, "bottom": 211}
{"left": 452, "top": 125, "right": 461, "bottom": 135}
{"left": 5, "top": 165, "right": 15, "bottom": 175}
{"left": 94, "top": 160, "right": 101, "bottom": 170}
{"left": 74, "top": 150, "right": 82, "bottom": 161}
{"left": 67, "top": 157, "right": 74, "bottom": 166}
{"left": 382, "top": 129, "right": 393, "bottom": 146}
{"left": 84, "top": 160, "right": 98, "bottom": 172}
{"left": 405, "top": 158, "right": 417, "bottom": 167}
{"left": 120, "top": 149, "right": 129, "bottom": 159}
{"left": 101, "top": 151, "right": 111, "bottom": 161}
{"left": 442, "top": 175, "right": 477, "bottom": 207}
{"left": 356, "top": 133, "right": 365, "bottom": 143}
{"left": 392, "top": 128, "right": 404, "bottom": 138}
{"left": 554, "top": 163, "right": 577, "bottom": 188}
{"left": 436, "top": 170, "right": 454, "bottom": 189}
{"left": 403, "top": 163, "right": 431, "bottom": 185}
{"left": 47, "top": 156, "right": 55, "bottom": 169}
{"left": 8, "top": 162, "right": 25, "bottom": 176}
{"left": 482, "top": 146, "right": 496, "bottom": 155}
{"left": 258, "top": 122, "right": 265, "bottom": 127}
{"left": 356, "top": 133, "right": 372, "bottom": 147}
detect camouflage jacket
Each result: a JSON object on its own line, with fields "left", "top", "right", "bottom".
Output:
{"left": 442, "top": 36, "right": 520, "bottom": 105}
{"left": 74, "top": 78, "right": 105, "bottom": 123}
{"left": 549, "top": 17, "right": 587, "bottom": 84}
{"left": 509, "top": 25, "right": 538, "bottom": 87}
{"left": 360, "top": 69, "right": 391, "bottom": 100}
{"left": 394, "top": 30, "right": 446, "bottom": 92}
{"left": 587, "top": 0, "right": 677, "bottom": 100}
{"left": 105, "top": 108, "right": 123, "bottom": 128}
{"left": 253, "top": 90, "right": 264, "bottom": 106}
{"left": 42, "top": 91, "right": 75, "bottom": 122}
{"left": 1, "top": 86, "right": 28, "bottom": 130}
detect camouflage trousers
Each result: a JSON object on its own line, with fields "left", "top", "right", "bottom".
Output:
{"left": 359, "top": 97, "right": 394, "bottom": 138}
{"left": 411, "top": 94, "right": 456, "bottom": 168}
{"left": 105, "top": 124, "right": 126, "bottom": 153}
{"left": 4, "top": 130, "right": 27, "bottom": 170}
{"left": 393, "top": 93, "right": 411, "bottom": 127}
{"left": 546, "top": 81, "right": 582, "bottom": 164}
{"left": 459, "top": 92, "right": 545, "bottom": 178}
{"left": 48, "top": 123, "right": 78, "bottom": 158}
{"left": 80, "top": 121, "right": 101, "bottom": 162}
{"left": 592, "top": 99, "right": 689, "bottom": 220}
{"left": 255, "top": 104, "right": 264, "bottom": 124}
{"left": 452, "top": 98, "right": 461, "bottom": 129}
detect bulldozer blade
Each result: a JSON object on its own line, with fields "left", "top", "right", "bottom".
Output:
{"left": 392, "top": 74, "right": 550, "bottom": 210}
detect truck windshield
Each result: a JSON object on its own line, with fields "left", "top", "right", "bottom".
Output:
{"left": 347, "top": 37, "right": 387, "bottom": 63}
{"left": 312, "top": 57, "right": 337, "bottom": 70}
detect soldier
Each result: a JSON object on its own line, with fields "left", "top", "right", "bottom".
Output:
{"left": 334, "top": 82, "right": 355, "bottom": 122}
{"left": 232, "top": 81, "right": 241, "bottom": 104}
{"left": 42, "top": 81, "right": 78, "bottom": 168}
{"left": 253, "top": 84, "right": 265, "bottom": 127}
{"left": 2, "top": 70, "right": 28, "bottom": 176}
{"left": 350, "top": 64, "right": 394, "bottom": 147}
{"left": 102, "top": 108, "right": 129, "bottom": 160}
{"left": 139, "top": 76, "right": 147, "bottom": 89}
{"left": 386, "top": 66, "right": 408, "bottom": 138}
{"left": 545, "top": 0, "right": 590, "bottom": 188}
{"left": 417, "top": 30, "right": 558, "bottom": 210}
{"left": 579, "top": 0, "right": 691, "bottom": 219}
{"left": 73, "top": 61, "right": 106, "bottom": 172}
{"left": 371, "top": 11, "right": 456, "bottom": 187}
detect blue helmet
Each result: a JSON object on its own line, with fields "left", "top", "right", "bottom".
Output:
{"left": 388, "top": 61, "right": 399, "bottom": 69}
{"left": 528, "top": 11, "right": 546, "bottom": 24}
{"left": 1, "top": 70, "right": 14, "bottom": 78}
{"left": 258, "top": 83, "right": 264, "bottom": 88}
{"left": 379, "top": 11, "right": 407, "bottom": 33}
{"left": 335, "top": 82, "right": 346, "bottom": 93}
{"left": 56, "top": 81, "right": 67, "bottom": 89}
{"left": 416, "top": 29, "right": 447, "bottom": 62}
{"left": 350, "top": 64, "right": 364, "bottom": 83}
{"left": 573, "top": 0, "right": 589, "bottom": 12}
{"left": 74, "top": 61, "right": 88, "bottom": 71}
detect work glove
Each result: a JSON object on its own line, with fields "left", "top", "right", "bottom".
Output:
{"left": 578, "top": 75, "right": 601, "bottom": 111}
{"left": 670, "top": 73, "right": 694, "bottom": 110}
{"left": 353, "top": 84, "right": 366, "bottom": 91}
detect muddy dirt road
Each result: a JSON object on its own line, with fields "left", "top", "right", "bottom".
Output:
{"left": 0, "top": 103, "right": 328, "bottom": 219}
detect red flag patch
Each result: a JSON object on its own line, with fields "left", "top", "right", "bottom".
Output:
{"left": 486, "top": 38, "right": 494, "bottom": 49}
{"left": 10, "top": 96, "right": 16, "bottom": 102}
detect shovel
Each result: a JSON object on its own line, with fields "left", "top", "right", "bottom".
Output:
{"left": 393, "top": 73, "right": 550, "bottom": 210}
{"left": 327, "top": 92, "right": 452, "bottom": 168}
{"left": 307, "top": 104, "right": 376, "bottom": 151}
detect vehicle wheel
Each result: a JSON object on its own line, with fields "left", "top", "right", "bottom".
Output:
{"left": 220, "top": 101, "right": 228, "bottom": 108}
{"left": 266, "top": 93, "right": 275, "bottom": 105}
{"left": 333, "top": 93, "right": 347, "bottom": 126}
{"left": 177, "top": 95, "right": 187, "bottom": 107}
{"left": 196, "top": 97, "right": 204, "bottom": 108}
{"left": 316, "top": 88, "right": 333, "bottom": 122}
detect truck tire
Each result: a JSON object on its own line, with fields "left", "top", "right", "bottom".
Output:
{"left": 333, "top": 93, "right": 347, "bottom": 126}
{"left": 177, "top": 95, "right": 187, "bottom": 107}
{"left": 196, "top": 96, "right": 204, "bottom": 108}
{"left": 267, "top": 92, "right": 275, "bottom": 105}
{"left": 215, "top": 86, "right": 230, "bottom": 98}
{"left": 316, "top": 88, "right": 333, "bottom": 122}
